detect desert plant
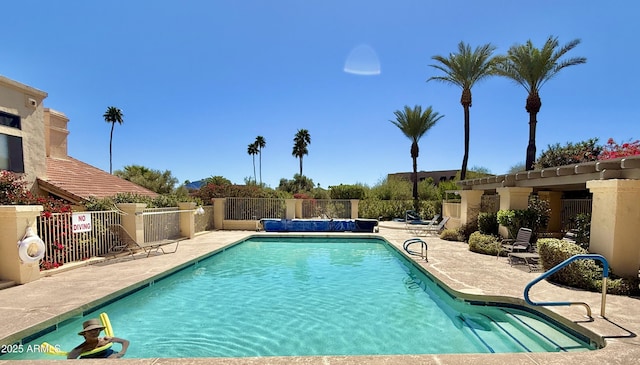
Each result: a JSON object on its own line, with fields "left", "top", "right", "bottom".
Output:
{"left": 468, "top": 231, "right": 500, "bottom": 255}
{"left": 330, "top": 184, "right": 366, "bottom": 200}
{"left": 389, "top": 105, "right": 443, "bottom": 209}
{"left": 292, "top": 129, "right": 311, "bottom": 176}
{"left": 494, "top": 36, "right": 586, "bottom": 170}
{"left": 537, "top": 238, "right": 639, "bottom": 295}
{"left": 600, "top": 138, "right": 640, "bottom": 160}
{"left": 440, "top": 229, "right": 463, "bottom": 241}
{"left": 534, "top": 138, "right": 601, "bottom": 169}
{"left": 497, "top": 196, "right": 550, "bottom": 239}
{"left": 478, "top": 212, "right": 498, "bottom": 235}
{"left": 428, "top": 42, "right": 499, "bottom": 180}
{"left": 527, "top": 195, "right": 551, "bottom": 237}
{"left": 103, "top": 106, "right": 124, "bottom": 174}
{"left": 573, "top": 213, "right": 591, "bottom": 250}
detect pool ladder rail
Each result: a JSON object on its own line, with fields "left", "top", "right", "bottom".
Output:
{"left": 403, "top": 238, "right": 428, "bottom": 261}
{"left": 524, "top": 254, "right": 609, "bottom": 319}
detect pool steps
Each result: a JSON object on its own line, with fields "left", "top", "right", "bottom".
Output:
{"left": 456, "top": 309, "right": 589, "bottom": 353}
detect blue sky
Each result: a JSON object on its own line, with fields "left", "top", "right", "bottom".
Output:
{"left": 2, "top": 1, "right": 638, "bottom": 189}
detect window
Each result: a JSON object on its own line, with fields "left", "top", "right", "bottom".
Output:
{"left": 0, "top": 133, "right": 24, "bottom": 173}
{"left": 0, "top": 111, "right": 21, "bottom": 129}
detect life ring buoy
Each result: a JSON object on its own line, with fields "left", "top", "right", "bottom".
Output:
{"left": 18, "top": 235, "right": 46, "bottom": 263}
{"left": 43, "top": 312, "right": 115, "bottom": 357}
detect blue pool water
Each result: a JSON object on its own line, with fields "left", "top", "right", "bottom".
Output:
{"left": 2, "top": 236, "right": 595, "bottom": 359}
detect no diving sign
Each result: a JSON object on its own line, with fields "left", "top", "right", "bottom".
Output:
{"left": 72, "top": 213, "right": 92, "bottom": 233}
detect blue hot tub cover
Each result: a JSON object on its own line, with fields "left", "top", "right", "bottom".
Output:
{"left": 260, "top": 219, "right": 378, "bottom": 232}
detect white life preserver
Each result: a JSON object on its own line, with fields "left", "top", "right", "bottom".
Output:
{"left": 18, "top": 228, "right": 46, "bottom": 263}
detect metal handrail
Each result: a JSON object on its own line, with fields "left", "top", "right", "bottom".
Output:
{"left": 524, "top": 254, "right": 609, "bottom": 318}
{"left": 403, "top": 238, "right": 428, "bottom": 261}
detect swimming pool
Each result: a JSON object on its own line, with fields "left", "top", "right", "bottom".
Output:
{"left": 1, "top": 236, "right": 596, "bottom": 359}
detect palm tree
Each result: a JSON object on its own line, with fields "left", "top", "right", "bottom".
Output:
{"left": 103, "top": 106, "right": 124, "bottom": 174}
{"left": 390, "top": 105, "right": 443, "bottom": 208}
{"left": 428, "top": 42, "right": 499, "bottom": 180}
{"left": 254, "top": 136, "right": 266, "bottom": 185}
{"left": 247, "top": 143, "right": 259, "bottom": 183}
{"left": 292, "top": 129, "right": 311, "bottom": 176}
{"left": 494, "top": 35, "right": 586, "bottom": 170}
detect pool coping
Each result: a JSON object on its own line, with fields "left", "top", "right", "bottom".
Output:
{"left": 1, "top": 229, "right": 639, "bottom": 364}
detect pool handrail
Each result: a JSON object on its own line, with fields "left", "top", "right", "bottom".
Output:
{"left": 403, "top": 238, "right": 428, "bottom": 261}
{"left": 523, "top": 254, "right": 609, "bottom": 318}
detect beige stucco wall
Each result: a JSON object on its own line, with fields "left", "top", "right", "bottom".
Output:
{"left": 0, "top": 205, "right": 44, "bottom": 284}
{"left": 43, "top": 108, "right": 69, "bottom": 159}
{"left": 0, "top": 76, "right": 48, "bottom": 189}
{"left": 587, "top": 179, "right": 640, "bottom": 278}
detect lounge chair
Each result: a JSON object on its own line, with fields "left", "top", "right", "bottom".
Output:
{"left": 107, "top": 224, "right": 182, "bottom": 259}
{"left": 405, "top": 210, "right": 440, "bottom": 225}
{"left": 507, "top": 251, "right": 541, "bottom": 271}
{"left": 408, "top": 216, "right": 450, "bottom": 236}
{"left": 497, "top": 227, "right": 532, "bottom": 258}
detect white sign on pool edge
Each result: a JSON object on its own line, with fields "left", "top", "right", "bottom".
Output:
{"left": 72, "top": 213, "right": 92, "bottom": 233}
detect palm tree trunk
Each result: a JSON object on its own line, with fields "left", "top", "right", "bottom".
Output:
{"left": 411, "top": 142, "right": 419, "bottom": 211}
{"left": 526, "top": 116, "right": 537, "bottom": 170}
{"left": 461, "top": 105, "right": 470, "bottom": 180}
{"left": 252, "top": 156, "right": 256, "bottom": 183}
{"left": 259, "top": 151, "right": 262, "bottom": 185}
{"left": 525, "top": 92, "right": 542, "bottom": 170}
{"left": 299, "top": 157, "right": 303, "bottom": 176}
{"left": 109, "top": 122, "right": 115, "bottom": 174}
{"left": 460, "top": 88, "right": 472, "bottom": 180}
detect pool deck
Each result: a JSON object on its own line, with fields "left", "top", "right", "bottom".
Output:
{"left": 1, "top": 224, "right": 638, "bottom": 365}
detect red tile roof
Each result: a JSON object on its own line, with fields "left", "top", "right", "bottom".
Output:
{"left": 38, "top": 157, "right": 158, "bottom": 204}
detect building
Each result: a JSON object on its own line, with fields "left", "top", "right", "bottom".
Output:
{"left": 0, "top": 75, "right": 157, "bottom": 205}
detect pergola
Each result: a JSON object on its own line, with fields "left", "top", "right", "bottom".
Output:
{"left": 454, "top": 155, "right": 640, "bottom": 278}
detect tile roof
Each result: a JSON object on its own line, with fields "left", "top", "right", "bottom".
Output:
{"left": 38, "top": 156, "right": 158, "bottom": 204}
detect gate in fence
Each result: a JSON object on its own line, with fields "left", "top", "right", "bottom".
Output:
{"left": 561, "top": 198, "right": 592, "bottom": 231}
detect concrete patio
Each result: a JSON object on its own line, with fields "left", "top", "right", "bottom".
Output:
{"left": 0, "top": 225, "right": 638, "bottom": 364}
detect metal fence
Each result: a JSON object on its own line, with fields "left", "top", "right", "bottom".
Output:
{"left": 301, "top": 199, "right": 351, "bottom": 219}
{"left": 561, "top": 198, "right": 592, "bottom": 231}
{"left": 142, "top": 207, "right": 182, "bottom": 243}
{"left": 37, "top": 210, "right": 121, "bottom": 268}
{"left": 195, "top": 205, "right": 214, "bottom": 232}
{"left": 225, "top": 197, "right": 286, "bottom": 220}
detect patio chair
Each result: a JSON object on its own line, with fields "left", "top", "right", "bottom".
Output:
{"left": 497, "top": 227, "right": 532, "bottom": 258}
{"left": 405, "top": 210, "right": 440, "bottom": 225}
{"left": 107, "top": 224, "right": 182, "bottom": 259}
{"left": 408, "top": 216, "right": 450, "bottom": 236}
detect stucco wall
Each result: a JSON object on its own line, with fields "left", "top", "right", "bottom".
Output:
{"left": 0, "top": 76, "right": 48, "bottom": 189}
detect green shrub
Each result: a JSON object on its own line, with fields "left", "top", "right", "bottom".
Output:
{"left": 534, "top": 138, "right": 601, "bottom": 169}
{"left": 537, "top": 239, "right": 639, "bottom": 295}
{"left": 468, "top": 231, "right": 500, "bottom": 255}
{"left": 458, "top": 221, "right": 479, "bottom": 242}
{"left": 478, "top": 212, "right": 498, "bottom": 235}
{"left": 330, "top": 184, "right": 366, "bottom": 200}
{"left": 497, "top": 196, "right": 550, "bottom": 239}
{"left": 573, "top": 213, "right": 591, "bottom": 250}
{"left": 440, "top": 229, "right": 463, "bottom": 241}
{"left": 358, "top": 199, "right": 414, "bottom": 220}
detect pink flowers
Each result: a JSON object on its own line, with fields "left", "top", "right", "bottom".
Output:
{"left": 600, "top": 138, "right": 640, "bottom": 160}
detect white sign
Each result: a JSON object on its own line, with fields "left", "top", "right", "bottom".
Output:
{"left": 72, "top": 213, "right": 92, "bottom": 233}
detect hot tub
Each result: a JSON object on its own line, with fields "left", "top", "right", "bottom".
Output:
{"left": 260, "top": 219, "right": 378, "bottom": 232}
